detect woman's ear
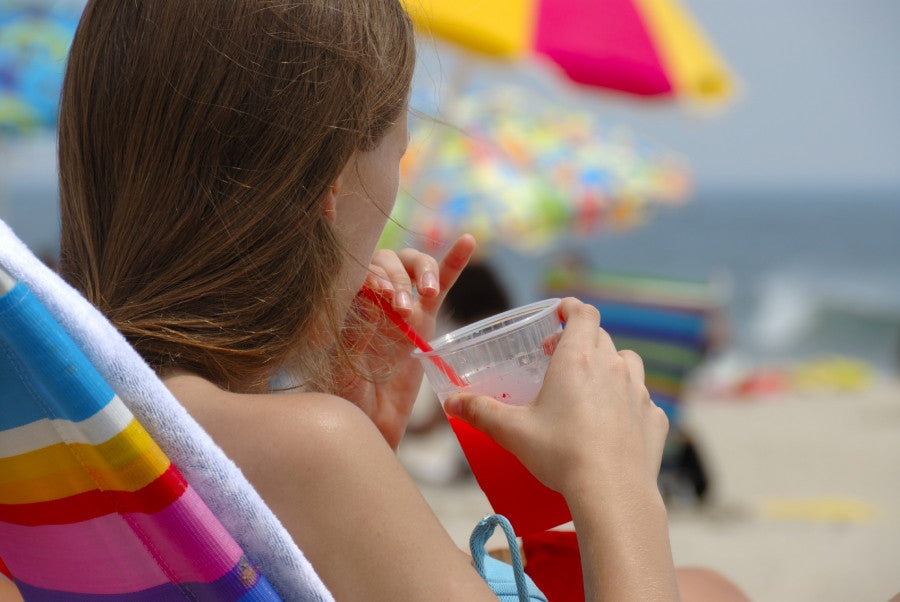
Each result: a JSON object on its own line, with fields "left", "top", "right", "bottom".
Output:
{"left": 323, "top": 183, "right": 338, "bottom": 222}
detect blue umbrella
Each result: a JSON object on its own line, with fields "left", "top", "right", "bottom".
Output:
{"left": 0, "top": 1, "right": 84, "bottom": 137}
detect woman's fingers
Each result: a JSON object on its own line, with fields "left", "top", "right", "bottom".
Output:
{"left": 369, "top": 249, "right": 416, "bottom": 314}
{"left": 555, "top": 298, "right": 599, "bottom": 344}
{"left": 363, "top": 264, "right": 395, "bottom": 297}
{"left": 618, "top": 349, "right": 646, "bottom": 391}
{"left": 555, "top": 298, "right": 618, "bottom": 357}
{"left": 438, "top": 234, "right": 477, "bottom": 291}
{"left": 372, "top": 234, "right": 476, "bottom": 318}
{"left": 413, "top": 234, "right": 476, "bottom": 313}
{"left": 444, "top": 392, "right": 524, "bottom": 451}
{"left": 395, "top": 247, "right": 441, "bottom": 297}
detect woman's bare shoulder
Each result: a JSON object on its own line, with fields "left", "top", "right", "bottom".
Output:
{"left": 163, "top": 372, "right": 381, "bottom": 468}
{"left": 162, "top": 373, "right": 493, "bottom": 600}
{"left": 161, "top": 372, "right": 403, "bottom": 549}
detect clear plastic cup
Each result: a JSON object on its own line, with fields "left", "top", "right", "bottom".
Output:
{"left": 413, "top": 299, "right": 571, "bottom": 535}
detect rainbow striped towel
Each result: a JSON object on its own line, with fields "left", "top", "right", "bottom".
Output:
{"left": 0, "top": 274, "right": 282, "bottom": 599}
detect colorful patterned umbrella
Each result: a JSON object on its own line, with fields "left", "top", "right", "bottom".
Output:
{"left": 400, "top": 0, "right": 733, "bottom": 104}
{"left": 0, "top": 1, "right": 83, "bottom": 137}
{"left": 381, "top": 83, "right": 691, "bottom": 253}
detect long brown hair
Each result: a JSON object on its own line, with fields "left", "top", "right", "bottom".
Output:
{"left": 58, "top": 0, "right": 415, "bottom": 392}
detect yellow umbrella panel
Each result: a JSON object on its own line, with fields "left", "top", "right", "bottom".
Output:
{"left": 401, "top": 0, "right": 733, "bottom": 103}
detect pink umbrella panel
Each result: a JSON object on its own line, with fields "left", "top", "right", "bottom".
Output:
{"left": 401, "top": 0, "right": 734, "bottom": 104}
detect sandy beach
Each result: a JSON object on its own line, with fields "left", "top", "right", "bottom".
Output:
{"left": 407, "top": 374, "right": 900, "bottom": 601}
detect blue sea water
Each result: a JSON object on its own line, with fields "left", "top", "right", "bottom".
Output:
{"left": 2, "top": 139, "right": 899, "bottom": 373}
{"left": 487, "top": 188, "right": 900, "bottom": 373}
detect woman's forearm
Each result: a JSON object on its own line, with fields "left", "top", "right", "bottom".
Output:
{"left": 567, "top": 478, "right": 680, "bottom": 602}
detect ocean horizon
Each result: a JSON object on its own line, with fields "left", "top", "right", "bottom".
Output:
{"left": 487, "top": 188, "right": 900, "bottom": 373}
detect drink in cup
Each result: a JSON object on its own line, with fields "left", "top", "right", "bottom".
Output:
{"left": 413, "top": 298, "right": 570, "bottom": 536}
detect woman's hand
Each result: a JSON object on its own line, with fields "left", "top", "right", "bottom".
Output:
{"left": 338, "top": 234, "right": 476, "bottom": 449}
{"left": 444, "top": 297, "right": 678, "bottom": 600}
{"left": 443, "top": 297, "right": 669, "bottom": 497}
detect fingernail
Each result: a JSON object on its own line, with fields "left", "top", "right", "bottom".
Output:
{"left": 421, "top": 271, "right": 439, "bottom": 294}
{"left": 396, "top": 290, "right": 413, "bottom": 311}
{"left": 378, "top": 276, "right": 394, "bottom": 293}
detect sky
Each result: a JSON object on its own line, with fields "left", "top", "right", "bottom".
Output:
{"left": 575, "top": 0, "right": 900, "bottom": 193}
{"left": 413, "top": 0, "right": 900, "bottom": 195}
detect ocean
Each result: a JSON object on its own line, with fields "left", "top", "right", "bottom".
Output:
{"left": 2, "top": 139, "right": 898, "bottom": 372}
{"left": 487, "top": 188, "right": 900, "bottom": 373}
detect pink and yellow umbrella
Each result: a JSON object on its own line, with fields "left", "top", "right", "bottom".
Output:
{"left": 401, "top": 0, "right": 733, "bottom": 104}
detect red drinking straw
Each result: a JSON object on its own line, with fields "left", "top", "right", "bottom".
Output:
{"left": 359, "top": 285, "right": 467, "bottom": 387}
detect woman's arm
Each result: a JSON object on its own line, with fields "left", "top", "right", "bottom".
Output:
{"left": 445, "top": 298, "right": 680, "bottom": 601}
{"left": 567, "top": 476, "right": 676, "bottom": 600}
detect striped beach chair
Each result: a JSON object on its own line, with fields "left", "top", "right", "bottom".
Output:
{"left": 0, "top": 265, "right": 281, "bottom": 600}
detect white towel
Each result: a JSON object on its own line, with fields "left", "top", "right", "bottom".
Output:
{"left": 0, "top": 219, "right": 334, "bottom": 602}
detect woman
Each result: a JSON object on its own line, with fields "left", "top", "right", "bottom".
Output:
{"left": 52, "top": 1, "right": 744, "bottom": 600}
